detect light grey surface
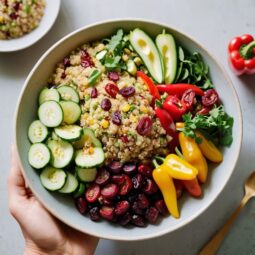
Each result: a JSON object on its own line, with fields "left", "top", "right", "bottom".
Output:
{"left": 0, "top": 0, "right": 255, "bottom": 254}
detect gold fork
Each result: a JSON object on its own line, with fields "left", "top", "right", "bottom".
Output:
{"left": 199, "top": 172, "right": 255, "bottom": 255}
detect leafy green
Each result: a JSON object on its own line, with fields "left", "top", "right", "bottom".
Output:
{"left": 175, "top": 46, "right": 214, "bottom": 90}
{"left": 106, "top": 29, "right": 124, "bottom": 52}
{"left": 88, "top": 70, "right": 101, "bottom": 86}
{"left": 179, "top": 105, "right": 234, "bottom": 146}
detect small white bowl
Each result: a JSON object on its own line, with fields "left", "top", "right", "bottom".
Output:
{"left": 0, "top": 0, "right": 61, "bottom": 52}
{"left": 15, "top": 19, "right": 242, "bottom": 241}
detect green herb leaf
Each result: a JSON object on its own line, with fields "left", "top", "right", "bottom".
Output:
{"left": 182, "top": 105, "right": 234, "bottom": 147}
{"left": 104, "top": 55, "right": 121, "bottom": 70}
{"left": 88, "top": 70, "right": 101, "bottom": 86}
{"left": 107, "top": 29, "right": 124, "bottom": 52}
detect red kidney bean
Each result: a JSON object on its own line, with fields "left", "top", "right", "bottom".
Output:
{"left": 136, "top": 117, "right": 153, "bottom": 136}
{"left": 132, "top": 174, "right": 144, "bottom": 190}
{"left": 10, "top": 12, "right": 18, "bottom": 19}
{"left": 111, "top": 174, "right": 125, "bottom": 185}
{"left": 120, "top": 135, "right": 129, "bottom": 143}
{"left": 112, "top": 111, "right": 122, "bottom": 125}
{"left": 181, "top": 89, "right": 196, "bottom": 110}
{"left": 143, "top": 178, "right": 158, "bottom": 195}
{"left": 108, "top": 71, "right": 119, "bottom": 82}
{"left": 95, "top": 167, "right": 110, "bottom": 186}
{"left": 89, "top": 207, "right": 100, "bottom": 221}
{"left": 99, "top": 206, "right": 115, "bottom": 221}
{"left": 155, "top": 200, "right": 169, "bottom": 216}
{"left": 123, "top": 162, "right": 137, "bottom": 175}
{"left": 63, "top": 57, "right": 71, "bottom": 67}
{"left": 85, "top": 184, "right": 100, "bottom": 203}
{"left": 90, "top": 87, "right": 98, "bottom": 98}
{"left": 105, "top": 83, "right": 119, "bottom": 98}
{"left": 108, "top": 161, "right": 123, "bottom": 174}
{"left": 75, "top": 197, "right": 87, "bottom": 214}
{"left": 118, "top": 175, "right": 133, "bottom": 196}
{"left": 98, "top": 195, "right": 113, "bottom": 205}
{"left": 132, "top": 201, "right": 144, "bottom": 215}
{"left": 101, "top": 183, "right": 119, "bottom": 199}
{"left": 13, "top": 2, "right": 20, "bottom": 11}
{"left": 114, "top": 200, "right": 130, "bottom": 216}
{"left": 137, "top": 194, "right": 150, "bottom": 209}
{"left": 131, "top": 215, "right": 146, "bottom": 227}
{"left": 119, "top": 86, "right": 135, "bottom": 97}
{"left": 101, "top": 98, "right": 112, "bottom": 111}
{"left": 145, "top": 207, "right": 159, "bottom": 224}
{"left": 138, "top": 164, "right": 153, "bottom": 177}
{"left": 81, "top": 50, "right": 94, "bottom": 67}
{"left": 202, "top": 89, "right": 219, "bottom": 106}
{"left": 118, "top": 212, "right": 132, "bottom": 226}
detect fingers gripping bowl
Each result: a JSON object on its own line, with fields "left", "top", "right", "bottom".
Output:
{"left": 15, "top": 19, "right": 242, "bottom": 240}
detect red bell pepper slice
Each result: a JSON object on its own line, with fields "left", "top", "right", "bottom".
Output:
{"left": 181, "top": 178, "right": 202, "bottom": 197}
{"left": 137, "top": 71, "right": 160, "bottom": 100}
{"left": 155, "top": 107, "right": 176, "bottom": 136}
{"left": 163, "top": 95, "right": 187, "bottom": 121}
{"left": 157, "top": 84, "right": 204, "bottom": 98}
{"left": 228, "top": 34, "right": 255, "bottom": 75}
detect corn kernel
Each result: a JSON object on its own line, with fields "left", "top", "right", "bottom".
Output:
{"left": 0, "top": 16, "right": 4, "bottom": 23}
{"left": 88, "top": 118, "right": 94, "bottom": 125}
{"left": 134, "top": 57, "right": 142, "bottom": 66}
{"left": 88, "top": 147, "right": 94, "bottom": 154}
{"left": 130, "top": 115, "right": 137, "bottom": 122}
{"left": 124, "top": 48, "right": 131, "bottom": 54}
{"left": 122, "top": 54, "right": 129, "bottom": 62}
{"left": 122, "top": 104, "right": 131, "bottom": 112}
{"left": 101, "top": 120, "right": 109, "bottom": 129}
{"left": 140, "top": 105, "right": 148, "bottom": 113}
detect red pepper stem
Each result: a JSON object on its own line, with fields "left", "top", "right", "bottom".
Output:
{"left": 240, "top": 40, "right": 255, "bottom": 59}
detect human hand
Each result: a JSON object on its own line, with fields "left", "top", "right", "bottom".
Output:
{"left": 8, "top": 147, "right": 99, "bottom": 255}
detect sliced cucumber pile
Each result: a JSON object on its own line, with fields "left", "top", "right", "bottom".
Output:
{"left": 28, "top": 120, "right": 48, "bottom": 143}
{"left": 38, "top": 101, "right": 63, "bottom": 128}
{"left": 57, "top": 85, "right": 80, "bottom": 103}
{"left": 39, "top": 88, "right": 60, "bottom": 105}
{"left": 40, "top": 167, "right": 67, "bottom": 191}
{"left": 156, "top": 31, "right": 177, "bottom": 84}
{"left": 130, "top": 28, "right": 164, "bottom": 83}
{"left": 48, "top": 139, "right": 74, "bottom": 168}
{"left": 28, "top": 83, "right": 104, "bottom": 195}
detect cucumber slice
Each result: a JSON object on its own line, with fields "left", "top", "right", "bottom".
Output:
{"left": 58, "top": 172, "right": 79, "bottom": 194}
{"left": 156, "top": 32, "right": 177, "bottom": 83}
{"left": 54, "top": 125, "right": 83, "bottom": 142}
{"left": 76, "top": 167, "right": 97, "bottom": 182}
{"left": 40, "top": 167, "right": 67, "bottom": 191}
{"left": 73, "top": 128, "right": 102, "bottom": 149}
{"left": 28, "top": 120, "right": 48, "bottom": 143}
{"left": 48, "top": 140, "right": 74, "bottom": 168}
{"left": 73, "top": 182, "right": 86, "bottom": 198}
{"left": 96, "top": 50, "right": 107, "bottom": 60}
{"left": 57, "top": 86, "right": 79, "bottom": 103}
{"left": 129, "top": 28, "right": 164, "bottom": 83}
{"left": 39, "top": 88, "right": 60, "bottom": 105}
{"left": 75, "top": 148, "right": 104, "bottom": 168}
{"left": 28, "top": 143, "right": 51, "bottom": 169}
{"left": 59, "top": 101, "right": 81, "bottom": 125}
{"left": 38, "top": 101, "right": 63, "bottom": 128}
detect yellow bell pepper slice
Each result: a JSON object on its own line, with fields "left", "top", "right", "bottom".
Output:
{"left": 196, "top": 131, "right": 223, "bottom": 163}
{"left": 179, "top": 132, "right": 208, "bottom": 183}
{"left": 162, "top": 154, "right": 198, "bottom": 180}
{"left": 152, "top": 164, "right": 179, "bottom": 219}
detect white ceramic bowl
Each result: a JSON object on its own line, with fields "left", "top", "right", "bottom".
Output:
{"left": 15, "top": 19, "right": 242, "bottom": 241}
{"left": 0, "top": 0, "right": 61, "bottom": 52}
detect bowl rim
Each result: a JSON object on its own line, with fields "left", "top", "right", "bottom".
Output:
{"left": 14, "top": 18, "right": 243, "bottom": 241}
{"left": 0, "top": 0, "right": 61, "bottom": 52}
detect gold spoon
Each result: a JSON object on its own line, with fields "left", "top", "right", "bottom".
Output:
{"left": 199, "top": 172, "right": 255, "bottom": 255}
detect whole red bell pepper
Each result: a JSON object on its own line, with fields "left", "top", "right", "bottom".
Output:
{"left": 228, "top": 34, "right": 255, "bottom": 75}
{"left": 137, "top": 71, "right": 160, "bottom": 100}
{"left": 163, "top": 95, "right": 187, "bottom": 121}
{"left": 155, "top": 107, "right": 176, "bottom": 136}
{"left": 157, "top": 84, "right": 204, "bottom": 98}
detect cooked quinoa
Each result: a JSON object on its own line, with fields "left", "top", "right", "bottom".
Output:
{"left": 0, "top": 0, "right": 45, "bottom": 39}
{"left": 50, "top": 42, "right": 172, "bottom": 163}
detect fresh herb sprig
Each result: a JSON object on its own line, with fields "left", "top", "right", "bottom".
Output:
{"left": 100, "top": 29, "right": 128, "bottom": 71}
{"left": 175, "top": 47, "right": 214, "bottom": 90}
{"left": 178, "top": 105, "right": 234, "bottom": 146}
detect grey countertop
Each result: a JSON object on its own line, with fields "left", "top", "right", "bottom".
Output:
{"left": 1, "top": 0, "right": 255, "bottom": 254}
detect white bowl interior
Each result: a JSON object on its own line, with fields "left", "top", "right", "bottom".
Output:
{"left": 15, "top": 20, "right": 242, "bottom": 241}
{"left": 0, "top": 0, "right": 60, "bottom": 52}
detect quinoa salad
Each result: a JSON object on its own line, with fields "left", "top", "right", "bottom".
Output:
{"left": 0, "top": 0, "right": 45, "bottom": 39}
{"left": 27, "top": 28, "right": 233, "bottom": 227}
